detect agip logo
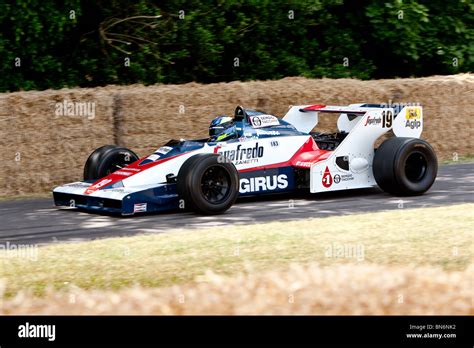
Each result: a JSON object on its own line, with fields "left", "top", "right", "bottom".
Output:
{"left": 405, "top": 107, "right": 421, "bottom": 119}
{"left": 322, "top": 166, "right": 333, "bottom": 188}
{"left": 405, "top": 107, "right": 421, "bottom": 129}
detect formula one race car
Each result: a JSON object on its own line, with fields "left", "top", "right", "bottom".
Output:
{"left": 53, "top": 104, "right": 437, "bottom": 215}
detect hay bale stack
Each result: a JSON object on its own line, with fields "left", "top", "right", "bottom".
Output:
{"left": 0, "top": 89, "right": 114, "bottom": 196}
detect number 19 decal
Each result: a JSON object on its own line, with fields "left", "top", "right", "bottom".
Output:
{"left": 382, "top": 110, "right": 393, "bottom": 128}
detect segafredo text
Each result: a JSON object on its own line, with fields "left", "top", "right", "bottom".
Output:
{"left": 218, "top": 143, "right": 264, "bottom": 165}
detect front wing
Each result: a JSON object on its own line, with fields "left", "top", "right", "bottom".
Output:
{"left": 53, "top": 182, "right": 180, "bottom": 215}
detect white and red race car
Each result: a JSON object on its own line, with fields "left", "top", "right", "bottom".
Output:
{"left": 53, "top": 104, "right": 437, "bottom": 215}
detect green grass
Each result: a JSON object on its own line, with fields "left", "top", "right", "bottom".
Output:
{"left": 1, "top": 204, "right": 472, "bottom": 298}
{"left": 440, "top": 154, "right": 474, "bottom": 165}
{"left": 0, "top": 193, "right": 51, "bottom": 202}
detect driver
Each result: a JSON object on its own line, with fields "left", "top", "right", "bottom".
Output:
{"left": 209, "top": 116, "right": 238, "bottom": 141}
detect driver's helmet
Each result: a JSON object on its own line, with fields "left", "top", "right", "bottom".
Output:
{"left": 209, "top": 116, "right": 237, "bottom": 141}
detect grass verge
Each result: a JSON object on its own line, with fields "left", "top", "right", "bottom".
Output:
{"left": 440, "top": 155, "right": 474, "bottom": 165}
{"left": 0, "top": 193, "right": 51, "bottom": 202}
{"left": 1, "top": 204, "right": 472, "bottom": 299}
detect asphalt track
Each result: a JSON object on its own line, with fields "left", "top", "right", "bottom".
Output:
{"left": 0, "top": 163, "right": 472, "bottom": 245}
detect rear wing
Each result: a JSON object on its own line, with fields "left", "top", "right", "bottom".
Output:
{"left": 282, "top": 103, "right": 423, "bottom": 138}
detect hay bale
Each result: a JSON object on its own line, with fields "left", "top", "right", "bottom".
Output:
{"left": 0, "top": 89, "right": 115, "bottom": 195}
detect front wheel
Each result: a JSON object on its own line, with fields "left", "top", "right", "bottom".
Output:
{"left": 177, "top": 154, "right": 239, "bottom": 215}
{"left": 373, "top": 137, "right": 437, "bottom": 196}
{"left": 83, "top": 145, "right": 139, "bottom": 181}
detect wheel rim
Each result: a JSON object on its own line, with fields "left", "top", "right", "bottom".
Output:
{"left": 200, "top": 166, "right": 231, "bottom": 204}
{"left": 105, "top": 152, "right": 135, "bottom": 175}
{"left": 404, "top": 151, "right": 428, "bottom": 182}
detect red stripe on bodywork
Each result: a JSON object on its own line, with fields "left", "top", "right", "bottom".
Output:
{"left": 238, "top": 137, "right": 331, "bottom": 173}
{"left": 302, "top": 104, "right": 326, "bottom": 111}
{"left": 84, "top": 152, "right": 189, "bottom": 195}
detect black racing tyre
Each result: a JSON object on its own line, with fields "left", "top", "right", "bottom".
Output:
{"left": 177, "top": 153, "right": 239, "bottom": 215}
{"left": 83, "top": 145, "right": 139, "bottom": 181}
{"left": 373, "top": 137, "right": 437, "bottom": 196}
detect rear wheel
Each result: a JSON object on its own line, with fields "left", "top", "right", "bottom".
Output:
{"left": 84, "top": 145, "right": 139, "bottom": 181}
{"left": 373, "top": 137, "right": 437, "bottom": 195}
{"left": 177, "top": 154, "right": 239, "bottom": 214}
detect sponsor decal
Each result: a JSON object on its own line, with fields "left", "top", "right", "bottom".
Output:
{"left": 333, "top": 173, "right": 354, "bottom": 184}
{"left": 114, "top": 170, "right": 132, "bottom": 176}
{"left": 217, "top": 142, "right": 264, "bottom": 165}
{"left": 240, "top": 174, "right": 288, "bottom": 193}
{"left": 250, "top": 115, "right": 280, "bottom": 128}
{"left": 270, "top": 140, "right": 279, "bottom": 147}
{"left": 405, "top": 106, "right": 421, "bottom": 129}
{"left": 405, "top": 107, "right": 421, "bottom": 119}
{"left": 296, "top": 161, "right": 313, "bottom": 168}
{"left": 405, "top": 119, "right": 421, "bottom": 129}
{"left": 156, "top": 146, "right": 173, "bottom": 155}
{"left": 85, "top": 178, "right": 112, "bottom": 194}
{"left": 252, "top": 117, "right": 262, "bottom": 126}
{"left": 65, "top": 183, "right": 91, "bottom": 188}
{"left": 122, "top": 167, "right": 141, "bottom": 172}
{"left": 256, "top": 129, "right": 281, "bottom": 136}
{"left": 364, "top": 116, "right": 382, "bottom": 126}
{"left": 133, "top": 203, "right": 147, "bottom": 213}
{"left": 146, "top": 154, "right": 161, "bottom": 161}
{"left": 103, "top": 188, "right": 132, "bottom": 193}
{"left": 322, "top": 166, "right": 333, "bottom": 188}
{"left": 243, "top": 132, "right": 259, "bottom": 139}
